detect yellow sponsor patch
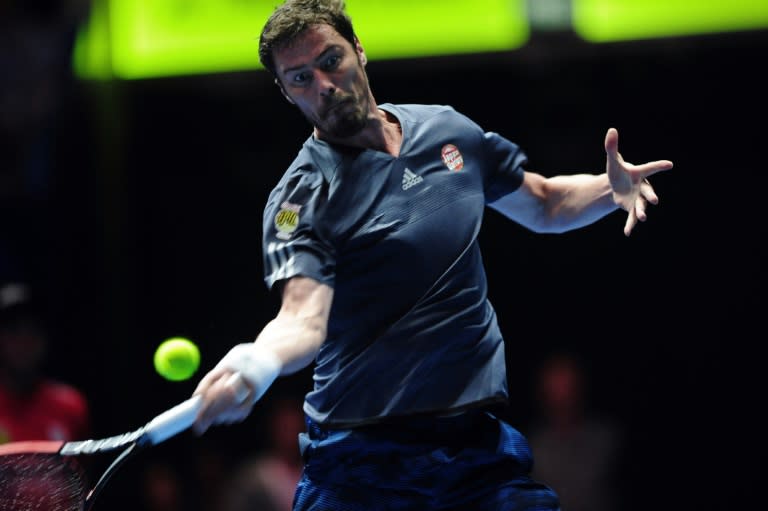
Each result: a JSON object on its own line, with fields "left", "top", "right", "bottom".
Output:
{"left": 275, "top": 201, "right": 301, "bottom": 239}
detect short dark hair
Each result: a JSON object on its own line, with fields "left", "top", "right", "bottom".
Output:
{"left": 259, "top": 0, "right": 357, "bottom": 77}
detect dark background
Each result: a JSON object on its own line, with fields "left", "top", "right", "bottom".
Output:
{"left": 2, "top": 7, "right": 765, "bottom": 509}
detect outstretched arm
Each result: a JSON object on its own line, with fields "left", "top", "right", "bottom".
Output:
{"left": 488, "top": 127, "right": 673, "bottom": 236}
{"left": 191, "top": 276, "right": 333, "bottom": 434}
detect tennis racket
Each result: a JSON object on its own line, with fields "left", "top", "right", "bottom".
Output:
{"left": 0, "top": 372, "right": 248, "bottom": 511}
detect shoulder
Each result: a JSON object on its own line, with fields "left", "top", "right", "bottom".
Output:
{"left": 266, "top": 139, "right": 329, "bottom": 207}
{"left": 380, "top": 103, "right": 463, "bottom": 122}
{"left": 382, "top": 104, "right": 484, "bottom": 143}
{"left": 275, "top": 137, "right": 328, "bottom": 188}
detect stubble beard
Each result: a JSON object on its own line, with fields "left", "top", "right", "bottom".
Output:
{"left": 315, "top": 85, "right": 371, "bottom": 139}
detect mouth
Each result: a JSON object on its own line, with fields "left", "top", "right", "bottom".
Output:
{"left": 325, "top": 98, "right": 353, "bottom": 116}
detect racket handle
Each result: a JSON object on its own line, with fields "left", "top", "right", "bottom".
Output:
{"left": 144, "top": 372, "right": 250, "bottom": 445}
{"left": 144, "top": 394, "right": 203, "bottom": 445}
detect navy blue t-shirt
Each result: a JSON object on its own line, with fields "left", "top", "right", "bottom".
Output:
{"left": 262, "top": 104, "right": 528, "bottom": 427}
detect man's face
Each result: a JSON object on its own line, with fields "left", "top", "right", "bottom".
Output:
{"left": 273, "top": 24, "right": 372, "bottom": 139}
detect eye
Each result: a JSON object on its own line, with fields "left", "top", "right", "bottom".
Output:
{"left": 291, "top": 71, "right": 312, "bottom": 86}
{"left": 323, "top": 54, "right": 341, "bottom": 70}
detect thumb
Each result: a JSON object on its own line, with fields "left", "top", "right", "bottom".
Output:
{"left": 604, "top": 127, "right": 619, "bottom": 158}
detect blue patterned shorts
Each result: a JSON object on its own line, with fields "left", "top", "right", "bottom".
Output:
{"left": 293, "top": 410, "right": 560, "bottom": 511}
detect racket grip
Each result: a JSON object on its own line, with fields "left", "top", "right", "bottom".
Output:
{"left": 144, "top": 372, "right": 249, "bottom": 445}
{"left": 144, "top": 394, "right": 203, "bottom": 445}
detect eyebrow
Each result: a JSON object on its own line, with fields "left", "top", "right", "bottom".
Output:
{"left": 282, "top": 45, "right": 343, "bottom": 75}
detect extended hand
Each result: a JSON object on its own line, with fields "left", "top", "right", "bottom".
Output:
{"left": 605, "top": 128, "right": 673, "bottom": 236}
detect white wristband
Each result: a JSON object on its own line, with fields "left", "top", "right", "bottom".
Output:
{"left": 215, "top": 343, "right": 283, "bottom": 404}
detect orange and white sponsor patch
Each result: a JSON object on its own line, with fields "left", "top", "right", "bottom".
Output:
{"left": 441, "top": 144, "right": 464, "bottom": 171}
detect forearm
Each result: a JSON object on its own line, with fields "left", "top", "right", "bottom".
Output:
{"left": 208, "top": 277, "right": 332, "bottom": 403}
{"left": 541, "top": 173, "right": 618, "bottom": 232}
{"left": 206, "top": 316, "right": 324, "bottom": 407}
{"left": 254, "top": 313, "right": 326, "bottom": 375}
{"left": 489, "top": 172, "right": 619, "bottom": 233}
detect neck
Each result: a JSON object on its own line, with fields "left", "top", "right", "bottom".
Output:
{"left": 315, "top": 105, "right": 402, "bottom": 157}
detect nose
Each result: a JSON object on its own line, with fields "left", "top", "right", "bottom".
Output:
{"left": 316, "top": 72, "right": 336, "bottom": 97}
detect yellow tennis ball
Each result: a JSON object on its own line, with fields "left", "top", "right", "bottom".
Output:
{"left": 153, "top": 337, "right": 200, "bottom": 381}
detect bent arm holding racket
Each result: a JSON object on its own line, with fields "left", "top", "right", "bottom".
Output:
{"left": 0, "top": 278, "right": 331, "bottom": 511}
{"left": 0, "top": 289, "right": 334, "bottom": 511}
{"left": 192, "top": 276, "right": 333, "bottom": 435}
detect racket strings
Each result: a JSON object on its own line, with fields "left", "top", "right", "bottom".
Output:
{"left": 0, "top": 453, "right": 86, "bottom": 511}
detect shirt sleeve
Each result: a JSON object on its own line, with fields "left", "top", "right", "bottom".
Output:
{"left": 262, "top": 166, "right": 336, "bottom": 290}
{"left": 482, "top": 131, "right": 528, "bottom": 203}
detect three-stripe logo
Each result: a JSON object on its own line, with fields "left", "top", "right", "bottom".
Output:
{"left": 402, "top": 168, "right": 423, "bottom": 190}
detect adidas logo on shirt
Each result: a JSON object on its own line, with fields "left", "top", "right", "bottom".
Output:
{"left": 402, "top": 168, "right": 424, "bottom": 190}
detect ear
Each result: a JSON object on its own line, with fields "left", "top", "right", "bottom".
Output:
{"left": 275, "top": 78, "right": 295, "bottom": 105}
{"left": 354, "top": 37, "right": 367, "bottom": 66}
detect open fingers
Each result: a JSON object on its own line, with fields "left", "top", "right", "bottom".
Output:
{"left": 604, "top": 127, "right": 618, "bottom": 152}
{"left": 604, "top": 127, "right": 621, "bottom": 164}
{"left": 634, "top": 159, "right": 674, "bottom": 178}
{"left": 635, "top": 195, "right": 648, "bottom": 222}
{"left": 640, "top": 179, "right": 659, "bottom": 205}
{"left": 623, "top": 210, "right": 637, "bottom": 237}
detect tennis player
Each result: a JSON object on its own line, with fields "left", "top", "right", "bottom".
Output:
{"left": 192, "top": 1, "right": 673, "bottom": 509}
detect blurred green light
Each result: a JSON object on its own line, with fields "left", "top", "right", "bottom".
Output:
{"left": 72, "top": 0, "right": 112, "bottom": 81}
{"left": 573, "top": 0, "right": 768, "bottom": 42}
{"left": 346, "top": 1, "right": 529, "bottom": 61}
{"left": 73, "top": 0, "right": 529, "bottom": 80}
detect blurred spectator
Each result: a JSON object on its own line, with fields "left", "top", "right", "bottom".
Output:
{"left": 526, "top": 351, "right": 624, "bottom": 511}
{"left": 0, "top": 282, "right": 91, "bottom": 443}
{"left": 140, "top": 459, "right": 185, "bottom": 511}
{"left": 193, "top": 442, "right": 231, "bottom": 511}
{"left": 138, "top": 445, "right": 227, "bottom": 511}
{"left": 219, "top": 395, "right": 305, "bottom": 511}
